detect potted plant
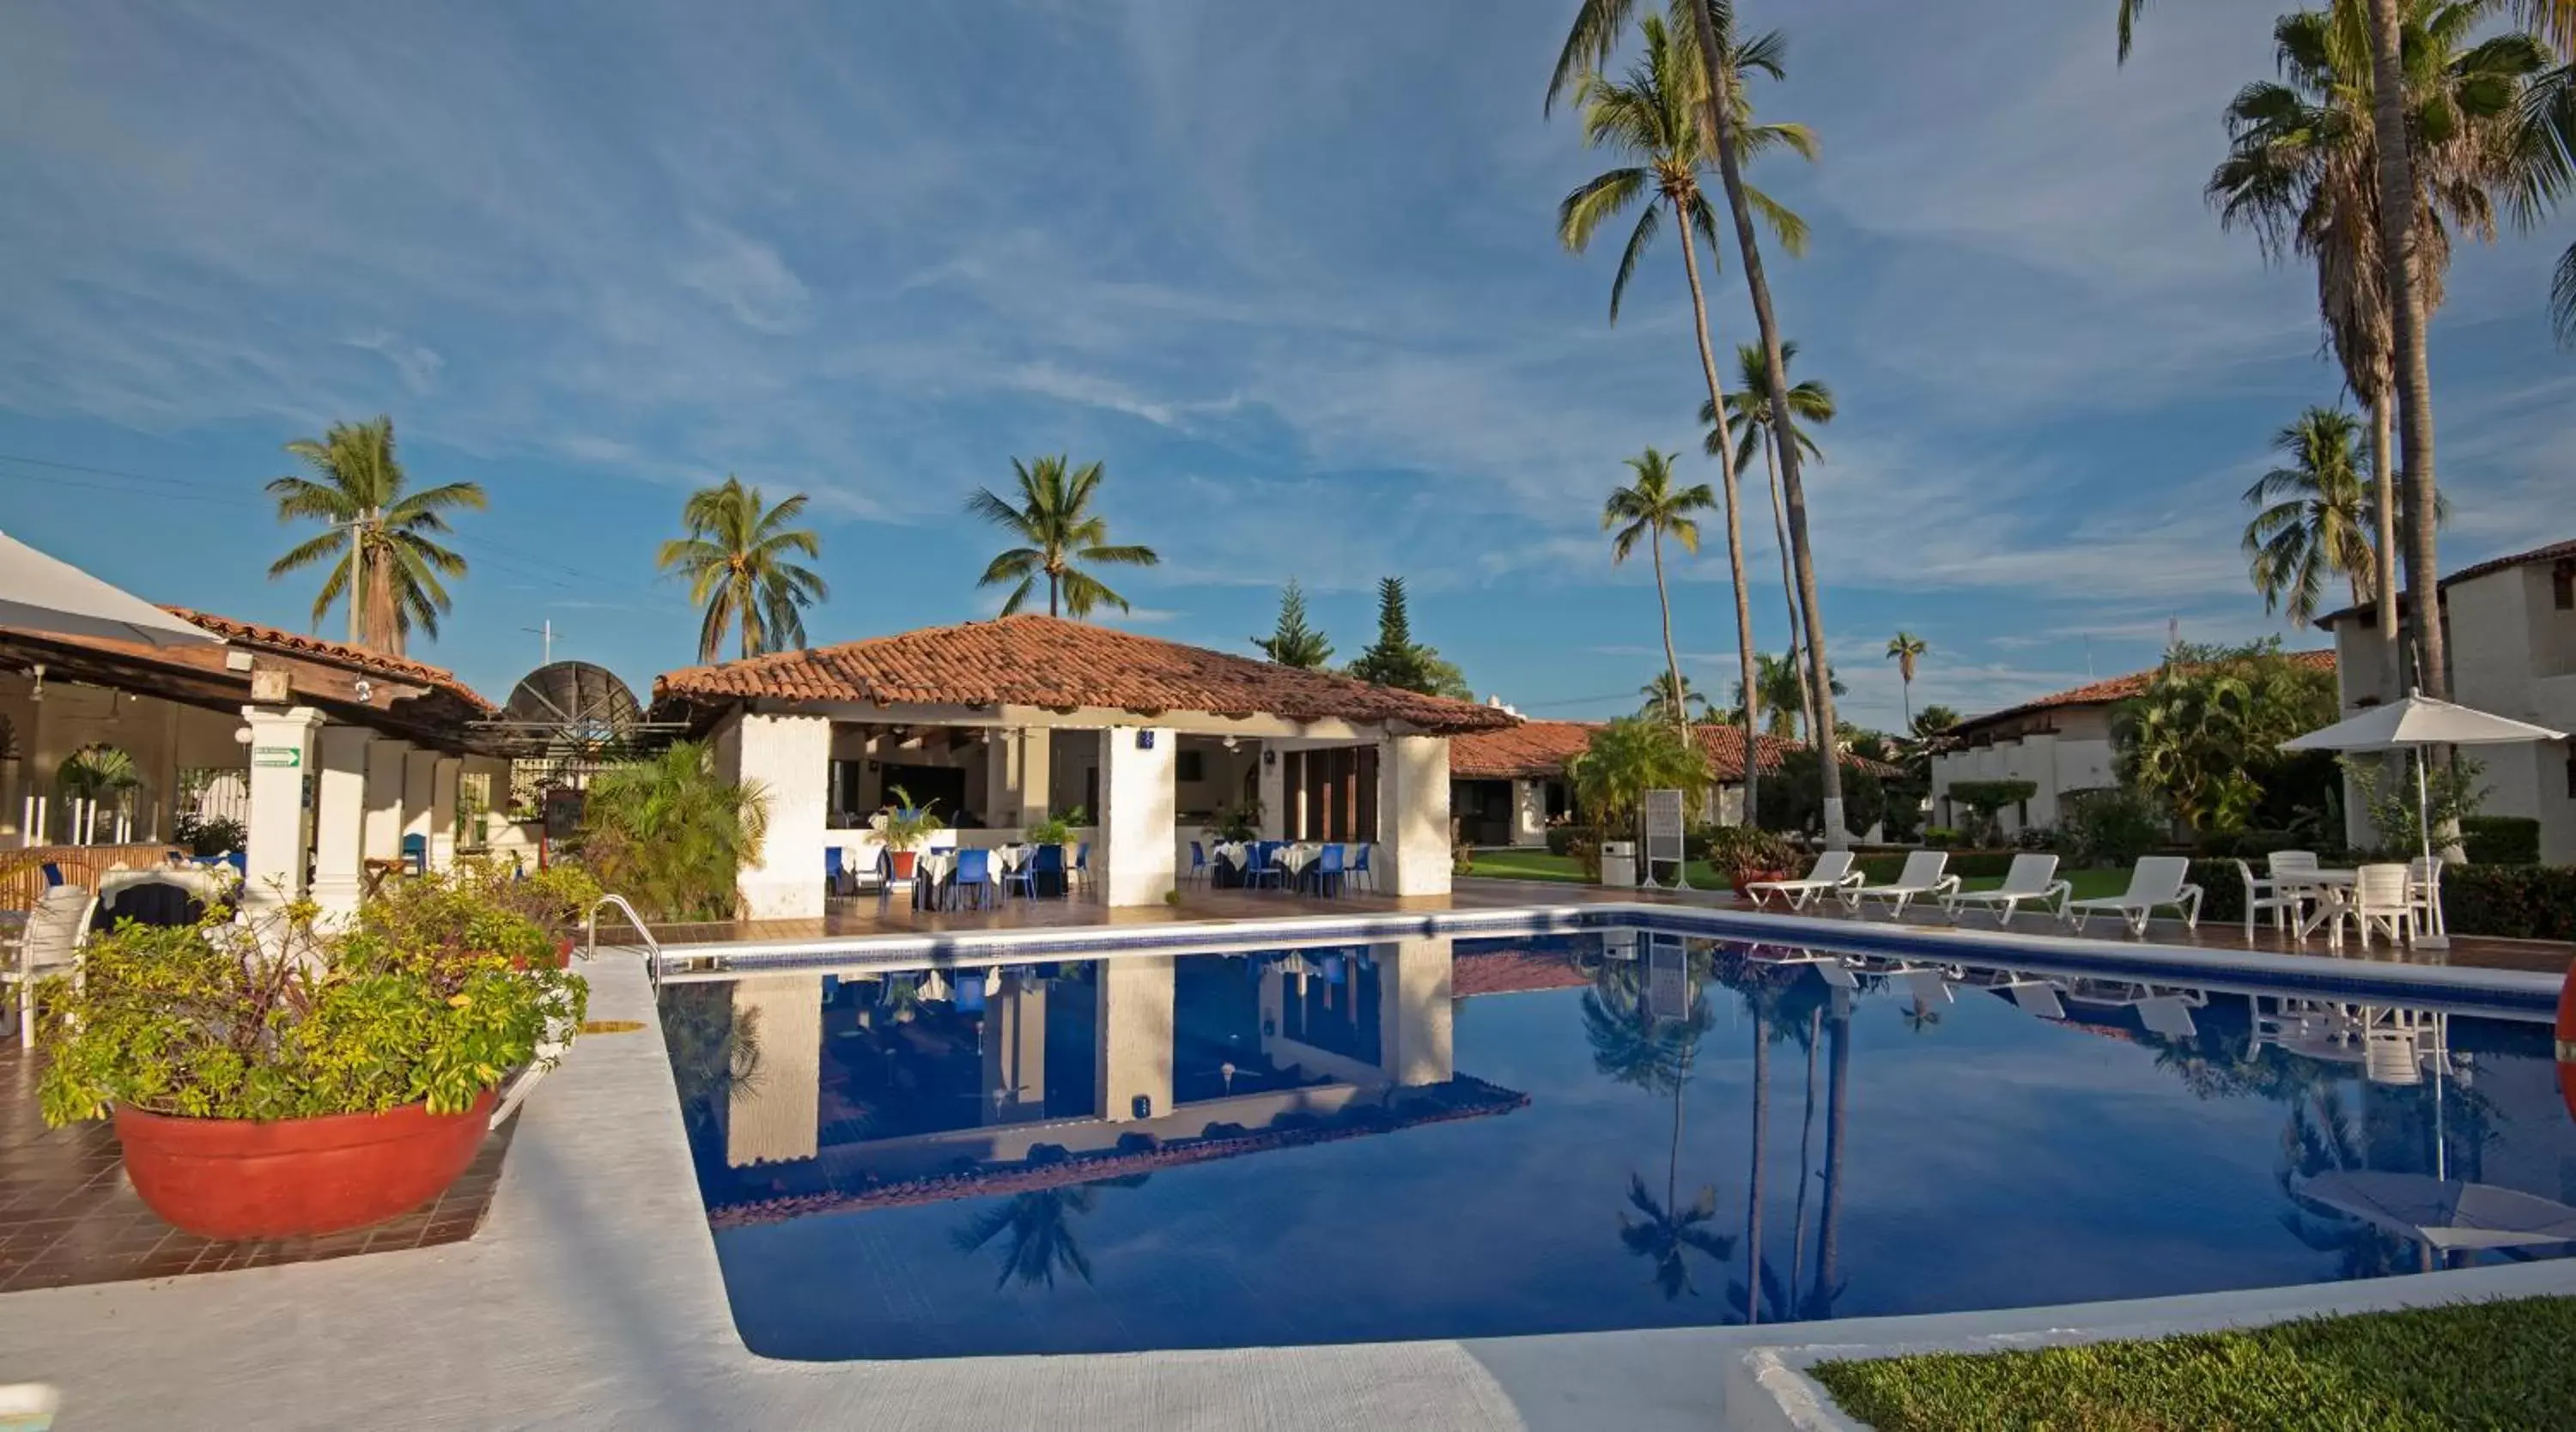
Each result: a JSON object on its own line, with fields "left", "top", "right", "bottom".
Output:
{"left": 35, "top": 874, "right": 587, "bottom": 1241}
{"left": 1202, "top": 798, "right": 1261, "bottom": 845}
{"left": 1024, "top": 804, "right": 1089, "bottom": 862}
{"left": 875, "top": 786, "right": 946, "bottom": 880}
{"left": 1705, "top": 825, "right": 1799, "bottom": 898}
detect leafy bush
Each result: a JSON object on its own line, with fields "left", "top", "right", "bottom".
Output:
{"left": 574, "top": 741, "right": 769, "bottom": 922}
{"left": 1857, "top": 850, "right": 2018, "bottom": 883}
{"left": 2184, "top": 859, "right": 2251, "bottom": 925}
{"left": 2063, "top": 788, "right": 2166, "bottom": 869}
{"left": 2459, "top": 816, "right": 2540, "bottom": 867}
{"left": 2114, "top": 640, "right": 2336, "bottom": 834}
{"left": 1700, "top": 825, "right": 1799, "bottom": 885}
{"left": 1941, "top": 780, "right": 2037, "bottom": 846}
{"left": 38, "top": 876, "right": 588, "bottom": 1126}
{"left": 1569, "top": 719, "right": 1710, "bottom": 829}
{"left": 1923, "top": 827, "right": 1964, "bottom": 848}
{"left": 173, "top": 811, "right": 248, "bottom": 857}
{"left": 1760, "top": 748, "right": 1886, "bottom": 839}
{"left": 2347, "top": 754, "right": 2487, "bottom": 854}
{"left": 2439, "top": 865, "right": 2576, "bottom": 940}
{"left": 2014, "top": 825, "right": 2057, "bottom": 851}
{"left": 1545, "top": 823, "right": 1598, "bottom": 858}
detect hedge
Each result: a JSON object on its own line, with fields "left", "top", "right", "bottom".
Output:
{"left": 2460, "top": 816, "right": 2541, "bottom": 867}
{"left": 2186, "top": 859, "right": 2576, "bottom": 940}
{"left": 1860, "top": 850, "right": 2019, "bottom": 883}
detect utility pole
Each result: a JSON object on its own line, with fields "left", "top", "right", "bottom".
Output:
{"left": 524, "top": 619, "right": 556, "bottom": 666}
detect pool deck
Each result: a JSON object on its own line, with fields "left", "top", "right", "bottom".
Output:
{"left": 1, "top": 886, "right": 2570, "bottom": 1429}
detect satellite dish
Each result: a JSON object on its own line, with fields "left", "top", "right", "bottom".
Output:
{"left": 501, "top": 661, "right": 643, "bottom": 752}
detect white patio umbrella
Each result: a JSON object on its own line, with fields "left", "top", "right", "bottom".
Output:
{"left": 2295, "top": 1171, "right": 2576, "bottom": 1253}
{"left": 0, "top": 527, "right": 217, "bottom": 647}
{"left": 2279, "top": 691, "right": 2565, "bottom": 863}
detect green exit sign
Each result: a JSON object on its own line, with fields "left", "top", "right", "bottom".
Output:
{"left": 253, "top": 746, "right": 301, "bottom": 769}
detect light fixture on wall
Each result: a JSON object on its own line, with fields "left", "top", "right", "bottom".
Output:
{"left": 1262, "top": 749, "right": 1276, "bottom": 767}
{"left": 1220, "top": 735, "right": 1238, "bottom": 751}
{"left": 27, "top": 663, "right": 43, "bottom": 703}
{"left": 351, "top": 678, "right": 374, "bottom": 704}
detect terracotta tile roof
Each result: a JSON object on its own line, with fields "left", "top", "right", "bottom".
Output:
{"left": 1950, "top": 649, "right": 2335, "bottom": 738}
{"left": 1450, "top": 719, "right": 1900, "bottom": 782}
{"left": 653, "top": 614, "right": 1517, "bottom": 736}
{"left": 158, "top": 608, "right": 498, "bottom": 714}
{"left": 2318, "top": 537, "right": 2576, "bottom": 626}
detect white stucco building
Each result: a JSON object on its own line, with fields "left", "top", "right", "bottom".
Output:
{"left": 651, "top": 615, "right": 1516, "bottom": 918}
{"left": 1448, "top": 719, "right": 1899, "bottom": 845}
{"left": 2318, "top": 537, "right": 2576, "bottom": 863}
{"left": 1929, "top": 650, "right": 2337, "bottom": 837}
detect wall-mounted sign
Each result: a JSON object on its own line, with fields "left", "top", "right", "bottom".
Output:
{"left": 253, "top": 746, "right": 301, "bottom": 769}
{"left": 249, "top": 668, "right": 292, "bottom": 704}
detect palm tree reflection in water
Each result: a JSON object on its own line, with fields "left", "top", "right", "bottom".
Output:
{"left": 1584, "top": 940, "right": 1734, "bottom": 1298}
{"left": 951, "top": 1176, "right": 1151, "bottom": 1291}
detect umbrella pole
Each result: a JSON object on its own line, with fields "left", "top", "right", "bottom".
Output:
{"left": 2413, "top": 749, "right": 2450, "bottom": 950}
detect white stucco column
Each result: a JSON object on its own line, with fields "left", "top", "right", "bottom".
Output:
{"left": 982, "top": 971, "right": 1049, "bottom": 1126}
{"left": 1097, "top": 955, "right": 1174, "bottom": 1122}
{"left": 725, "top": 975, "right": 821, "bottom": 1167}
{"left": 428, "top": 756, "right": 461, "bottom": 871}
{"left": 1097, "top": 725, "right": 1176, "bottom": 907}
{"left": 1379, "top": 937, "right": 1457, "bottom": 1088}
{"left": 400, "top": 749, "right": 438, "bottom": 865}
{"left": 462, "top": 754, "right": 511, "bottom": 847}
{"left": 982, "top": 731, "right": 1018, "bottom": 829}
{"left": 1256, "top": 743, "right": 1286, "bottom": 839}
{"left": 1376, "top": 733, "right": 1452, "bottom": 898}
{"left": 240, "top": 706, "right": 323, "bottom": 919}
{"left": 362, "top": 737, "right": 410, "bottom": 864}
{"left": 1018, "top": 727, "right": 1053, "bottom": 825}
{"left": 309, "top": 725, "right": 373, "bottom": 922}
{"left": 726, "top": 711, "right": 830, "bottom": 921}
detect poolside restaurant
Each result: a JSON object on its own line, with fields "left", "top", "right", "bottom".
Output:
{"left": 0, "top": 607, "right": 511, "bottom": 920}
{"left": 650, "top": 614, "right": 1521, "bottom": 918}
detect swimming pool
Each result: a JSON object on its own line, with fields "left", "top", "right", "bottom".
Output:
{"left": 655, "top": 927, "right": 2576, "bottom": 1360}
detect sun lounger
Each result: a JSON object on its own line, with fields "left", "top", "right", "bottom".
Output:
{"left": 1938, "top": 853, "right": 2073, "bottom": 925}
{"left": 1839, "top": 850, "right": 1959, "bottom": 919}
{"left": 2063, "top": 855, "right": 2203, "bottom": 937}
{"left": 1744, "top": 850, "right": 1863, "bottom": 911}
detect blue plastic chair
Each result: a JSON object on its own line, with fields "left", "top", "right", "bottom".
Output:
{"left": 953, "top": 849, "right": 994, "bottom": 911}
{"left": 1072, "top": 842, "right": 1091, "bottom": 894}
{"left": 400, "top": 833, "right": 428, "bottom": 876}
{"left": 1350, "top": 843, "right": 1374, "bottom": 893}
{"left": 1187, "top": 840, "right": 1208, "bottom": 885}
{"left": 825, "top": 847, "right": 845, "bottom": 897}
{"left": 1000, "top": 848, "right": 1037, "bottom": 901}
{"left": 1309, "top": 842, "right": 1346, "bottom": 898}
{"left": 40, "top": 862, "right": 64, "bottom": 888}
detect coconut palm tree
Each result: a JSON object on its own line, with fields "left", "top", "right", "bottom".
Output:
{"left": 1735, "top": 652, "right": 1842, "bottom": 741}
{"left": 1570, "top": 718, "right": 1714, "bottom": 841}
{"left": 1558, "top": 11, "right": 1811, "bottom": 815}
{"left": 1552, "top": 0, "right": 1856, "bottom": 836}
{"left": 2210, "top": 1, "right": 2546, "bottom": 685}
{"left": 966, "top": 456, "right": 1160, "bottom": 619}
{"left": 1603, "top": 448, "right": 1719, "bottom": 738}
{"left": 657, "top": 477, "right": 828, "bottom": 663}
{"left": 1639, "top": 670, "right": 1715, "bottom": 722}
{"left": 267, "top": 416, "right": 484, "bottom": 654}
{"left": 2242, "top": 408, "right": 2380, "bottom": 625}
{"left": 1884, "top": 632, "right": 1927, "bottom": 734}
{"left": 1702, "top": 341, "right": 1834, "bottom": 743}
{"left": 576, "top": 741, "right": 771, "bottom": 921}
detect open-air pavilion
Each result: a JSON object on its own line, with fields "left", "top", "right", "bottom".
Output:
{"left": 651, "top": 615, "right": 1519, "bottom": 918}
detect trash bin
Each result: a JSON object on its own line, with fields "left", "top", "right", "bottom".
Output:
{"left": 1600, "top": 840, "right": 1637, "bottom": 889}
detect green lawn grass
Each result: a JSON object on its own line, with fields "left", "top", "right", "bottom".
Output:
{"left": 1461, "top": 850, "right": 2135, "bottom": 904}
{"left": 1807, "top": 1296, "right": 2576, "bottom": 1432}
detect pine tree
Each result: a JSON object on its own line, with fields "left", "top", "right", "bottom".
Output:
{"left": 1345, "top": 577, "right": 1471, "bottom": 698}
{"left": 1253, "top": 578, "right": 1334, "bottom": 669}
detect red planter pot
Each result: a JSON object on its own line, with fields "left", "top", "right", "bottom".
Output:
{"left": 890, "top": 850, "right": 919, "bottom": 880}
{"left": 113, "top": 1089, "right": 497, "bottom": 1241}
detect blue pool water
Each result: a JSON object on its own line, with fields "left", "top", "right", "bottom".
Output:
{"left": 655, "top": 930, "right": 2576, "bottom": 1360}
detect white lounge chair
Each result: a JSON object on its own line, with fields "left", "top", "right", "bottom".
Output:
{"left": 1840, "top": 850, "right": 1959, "bottom": 919}
{"left": 1744, "top": 850, "right": 1862, "bottom": 911}
{"left": 2063, "top": 855, "right": 2203, "bottom": 937}
{"left": 1938, "top": 853, "right": 2072, "bottom": 925}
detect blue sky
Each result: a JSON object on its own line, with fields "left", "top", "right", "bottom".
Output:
{"left": 2, "top": 0, "right": 2569, "bottom": 731}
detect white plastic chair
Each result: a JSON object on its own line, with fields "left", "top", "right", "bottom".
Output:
{"left": 7, "top": 885, "right": 98, "bottom": 1048}
{"left": 2063, "top": 856, "right": 2204, "bottom": 937}
{"left": 1841, "top": 850, "right": 1959, "bottom": 919}
{"left": 2233, "top": 859, "right": 2306, "bottom": 937}
{"left": 2350, "top": 863, "right": 2411, "bottom": 949}
{"left": 1939, "top": 853, "right": 2073, "bottom": 925}
{"left": 1745, "top": 851, "right": 1862, "bottom": 911}
{"left": 2405, "top": 857, "right": 2445, "bottom": 938}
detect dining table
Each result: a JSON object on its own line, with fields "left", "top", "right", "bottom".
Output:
{"left": 2275, "top": 868, "right": 2366, "bottom": 942}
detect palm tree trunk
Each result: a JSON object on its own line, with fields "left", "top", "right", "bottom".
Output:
{"left": 1684, "top": 3, "right": 1841, "bottom": 845}
{"left": 1759, "top": 434, "right": 1816, "bottom": 747}
{"left": 2369, "top": 391, "right": 2400, "bottom": 692}
{"left": 1899, "top": 673, "right": 1912, "bottom": 735}
{"left": 1048, "top": 571, "right": 1060, "bottom": 618}
{"left": 1674, "top": 211, "right": 1762, "bottom": 825}
{"left": 1745, "top": 1004, "right": 1770, "bottom": 1324}
{"left": 1814, "top": 1006, "right": 1850, "bottom": 1312}
{"left": 2366, "top": 0, "right": 2445, "bottom": 701}
{"left": 345, "top": 519, "right": 367, "bottom": 647}
{"left": 366, "top": 532, "right": 398, "bottom": 654}
{"left": 1652, "top": 530, "right": 1690, "bottom": 744}
{"left": 1789, "top": 1007, "right": 1819, "bottom": 1312}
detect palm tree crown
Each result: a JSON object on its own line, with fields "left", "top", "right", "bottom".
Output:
{"left": 1885, "top": 631, "right": 1927, "bottom": 732}
{"left": 2242, "top": 407, "right": 2379, "bottom": 625}
{"left": 1703, "top": 341, "right": 1834, "bottom": 472}
{"left": 967, "top": 456, "right": 1160, "bottom": 619}
{"left": 266, "top": 416, "right": 485, "bottom": 653}
{"left": 1605, "top": 448, "right": 1717, "bottom": 735}
{"left": 657, "top": 476, "right": 828, "bottom": 663}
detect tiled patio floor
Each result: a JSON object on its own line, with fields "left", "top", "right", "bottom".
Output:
{"left": 0, "top": 1044, "right": 515, "bottom": 1293}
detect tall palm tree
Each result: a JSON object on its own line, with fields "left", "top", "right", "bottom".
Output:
{"left": 1735, "top": 652, "right": 1841, "bottom": 741}
{"left": 1702, "top": 340, "right": 1834, "bottom": 744}
{"left": 1884, "top": 632, "right": 1927, "bottom": 735}
{"left": 2210, "top": 1, "right": 2545, "bottom": 688}
{"left": 657, "top": 477, "right": 828, "bottom": 663}
{"left": 2242, "top": 407, "right": 2380, "bottom": 625}
{"left": 1603, "top": 448, "right": 1720, "bottom": 739}
{"left": 1558, "top": 12, "right": 1811, "bottom": 816}
{"left": 267, "top": 416, "right": 484, "bottom": 654}
{"left": 1639, "top": 669, "right": 1714, "bottom": 721}
{"left": 966, "top": 456, "right": 1160, "bottom": 619}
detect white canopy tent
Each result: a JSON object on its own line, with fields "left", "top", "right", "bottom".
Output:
{"left": 2280, "top": 691, "right": 2564, "bottom": 863}
{"left": 0, "top": 528, "right": 216, "bottom": 648}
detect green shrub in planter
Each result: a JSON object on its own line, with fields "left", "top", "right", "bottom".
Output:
{"left": 2184, "top": 859, "right": 2251, "bottom": 925}
{"left": 1923, "top": 827, "right": 1964, "bottom": 848}
{"left": 39, "top": 879, "right": 588, "bottom": 1126}
{"left": 2459, "top": 816, "right": 2541, "bottom": 867}
{"left": 1546, "top": 824, "right": 1598, "bottom": 858}
{"left": 2438, "top": 865, "right": 2576, "bottom": 940}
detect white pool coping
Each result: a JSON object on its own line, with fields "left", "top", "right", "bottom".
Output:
{"left": 1, "top": 901, "right": 2567, "bottom": 1430}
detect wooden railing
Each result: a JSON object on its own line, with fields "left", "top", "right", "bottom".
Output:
{"left": 0, "top": 844, "right": 191, "bottom": 914}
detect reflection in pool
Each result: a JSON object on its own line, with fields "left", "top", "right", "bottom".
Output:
{"left": 656, "top": 931, "right": 2576, "bottom": 1360}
